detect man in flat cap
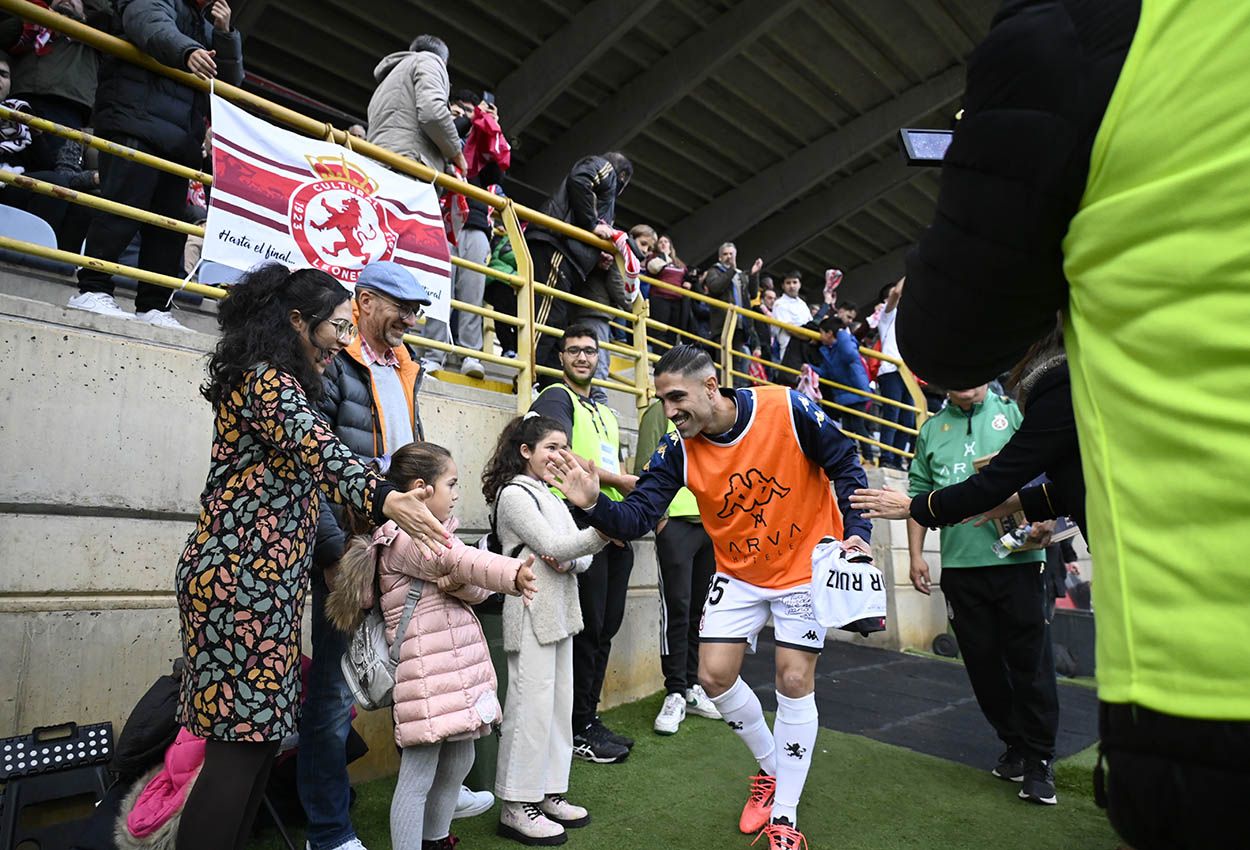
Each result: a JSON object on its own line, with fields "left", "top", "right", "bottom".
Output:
{"left": 297, "top": 260, "right": 433, "bottom": 850}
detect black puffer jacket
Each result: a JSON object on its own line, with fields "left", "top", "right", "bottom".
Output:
{"left": 898, "top": 0, "right": 1137, "bottom": 387}
{"left": 93, "top": 0, "right": 243, "bottom": 164}
{"left": 527, "top": 154, "right": 620, "bottom": 282}
{"left": 318, "top": 349, "right": 425, "bottom": 462}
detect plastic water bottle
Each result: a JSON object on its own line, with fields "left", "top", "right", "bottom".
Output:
{"left": 993, "top": 525, "right": 1032, "bottom": 558}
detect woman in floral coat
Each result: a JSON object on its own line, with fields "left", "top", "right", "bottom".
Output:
{"left": 173, "top": 264, "right": 448, "bottom": 850}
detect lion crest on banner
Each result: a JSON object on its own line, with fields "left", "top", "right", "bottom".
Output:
{"left": 289, "top": 154, "right": 399, "bottom": 282}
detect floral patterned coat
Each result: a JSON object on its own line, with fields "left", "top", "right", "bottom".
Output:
{"left": 175, "top": 366, "right": 390, "bottom": 742}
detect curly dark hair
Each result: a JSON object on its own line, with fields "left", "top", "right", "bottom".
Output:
{"left": 481, "top": 415, "right": 566, "bottom": 505}
{"left": 201, "top": 263, "right": 351, "bottom": 407}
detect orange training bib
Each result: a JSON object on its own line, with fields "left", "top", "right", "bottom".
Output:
{"left": 682, "top": 387, "right": 843, "bottom": 589}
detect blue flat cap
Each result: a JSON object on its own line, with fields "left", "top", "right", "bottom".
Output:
{"left": 357, "top": 261, "right": 432, "bottom": 305}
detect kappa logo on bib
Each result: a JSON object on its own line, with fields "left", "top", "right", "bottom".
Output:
{"left": 718, "top": 468, "right": 791, "bottom": 526}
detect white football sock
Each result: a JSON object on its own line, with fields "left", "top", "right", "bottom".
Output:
{"left": 709, "top": 677, "right": 776, "bottom": 776}
{"left": 772, "top": 691, "right": 818, "bottom": 826}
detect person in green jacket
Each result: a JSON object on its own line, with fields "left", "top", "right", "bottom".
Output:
{"left": 907, "top": 385, "right": 1058, "bottom": 806}
{"left": 634, "top": 397, "right": 722, "bottom": 736}
{"left": 485, "top": 230, "right": 518, "bottom": 357}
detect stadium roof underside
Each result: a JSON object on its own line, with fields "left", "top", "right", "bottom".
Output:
{"left": 236, "top": 0, "right": 999, "bottom": 305}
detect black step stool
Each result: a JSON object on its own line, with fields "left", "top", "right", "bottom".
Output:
{"left": 0, "top": 722, "right": 113, "bottom": 850}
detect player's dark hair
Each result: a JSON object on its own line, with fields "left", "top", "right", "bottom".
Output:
{"left": 654, "top": 344, "right": 714, "bottom": 378}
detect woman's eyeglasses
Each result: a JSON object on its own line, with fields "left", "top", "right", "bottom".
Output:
{"left": 327, "top": 319, "right": 358, "bottom": 343}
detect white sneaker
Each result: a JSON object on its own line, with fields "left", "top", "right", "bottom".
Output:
{"left": 686, "top": 684, "right": 722, "bottom": 720}
{"left": 305, "top": 839, "right": 367, "bottom": 850}
{"left": 653, "top": 691, "right": 686, "bottom": 735}
{"left": 461, "top": 356, "right": 486, "bottom": 379}
{"left": 67, "top": 291, "right": 132, "bottom": 319}
{"left": 454, "top": 784, "right": 495, "bottom": 819}
{"left": 539, "top": 794, "right": 589, "bottom": 828}
{"left": 136, "top": 309, "right": 189, "bottom": 331}
{"left": 497, "top": 800, "right": 566, "bottom": 845}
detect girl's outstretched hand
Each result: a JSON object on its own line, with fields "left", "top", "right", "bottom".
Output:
{"left": 515, "top": 555, "right": 539, "bottom": 602}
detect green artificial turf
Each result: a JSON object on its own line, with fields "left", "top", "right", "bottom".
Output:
{"left": 251, "top": 692, "right": 1119, "bottom": 850}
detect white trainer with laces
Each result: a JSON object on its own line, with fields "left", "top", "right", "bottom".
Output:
{"left": 136, "top": 309, "right": 190, "bottom": 331}
{"left": 461, "top": 356, "right": 486, "bottom": 379}
{"left": 454, "top": 784, "right": 495, "bottom": 819}
{"left": 306, "top": 839, "right": 367, "bottom": 850}
{"left": 653, "top": 691, "right": 686, "bottom": 735}
{"left": 67, "top": 292, "right": 132, "bottom": 319}
{"left": 686, "top": 684, "right": 722, "bottom": 719}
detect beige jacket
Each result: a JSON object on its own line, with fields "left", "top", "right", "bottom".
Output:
{"left": 494, "top": 474, "right": 606, "bottom": 651}
{"left": 366, "top": 50, "right": 462, "bottom": 173}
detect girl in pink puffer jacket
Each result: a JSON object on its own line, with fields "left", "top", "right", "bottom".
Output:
{"left": 328, "top": 441, "right": 537, "bottom": 850}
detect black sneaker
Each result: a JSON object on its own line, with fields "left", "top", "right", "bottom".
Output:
{"left": 992, "top": 747, "right": 1026, "bottom": 782}
{"left": 592, "top": 715, "right": 635, "bottom": 750}
{"left": 572, "top": 723, "right": 629, "bottom": 764}
{"left": 1019, "top": 758, "right": 1058, "bottom": 805}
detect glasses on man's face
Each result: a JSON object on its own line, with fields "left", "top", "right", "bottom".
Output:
{"left": 326, "top": 318, "right": 358, "bottom": 343}
{"left": 369, "top": 290, "right": 425, "bottom": 321}
{"left": 562, "top": 345, "right": 599, "bottom": 359}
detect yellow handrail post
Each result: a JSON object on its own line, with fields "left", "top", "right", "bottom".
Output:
{"left": 720, "top": 309, "right": 739, "bottom": 388}
{"left": 631, "top": 292, "right": 651, "bottom": 410}
{"left": 502, "top": 201, "right": 534, "bottom": 413}
{"left": 899, "top": 368, "right": 930, "bottom": 428}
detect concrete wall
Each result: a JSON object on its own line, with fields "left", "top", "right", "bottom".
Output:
{"left": 0, "top": 284, "right": 662, "bottom": 783}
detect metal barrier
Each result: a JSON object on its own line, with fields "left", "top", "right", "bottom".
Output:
{"left": 0, "top": 0, "right": 925, "bottom": 456}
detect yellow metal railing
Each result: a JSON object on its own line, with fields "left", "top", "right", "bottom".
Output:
{"left": 0, "top": 0, "right": 926, "bottom": 455}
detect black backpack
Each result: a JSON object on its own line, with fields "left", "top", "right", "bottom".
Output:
{"left": 474, "top": 483, "right": 541, "bottom": 614}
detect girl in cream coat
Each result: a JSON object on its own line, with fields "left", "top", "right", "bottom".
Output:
{"left": 482, "top": 414, "right": 608, "bottom": 846}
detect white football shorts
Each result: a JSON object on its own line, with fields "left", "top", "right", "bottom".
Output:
{"left": 698, "top": 572, "right": 826, "bottom": 654}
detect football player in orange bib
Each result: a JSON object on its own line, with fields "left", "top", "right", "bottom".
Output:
{"left": 546, "top": 345, "right": 871, "bottom": 850}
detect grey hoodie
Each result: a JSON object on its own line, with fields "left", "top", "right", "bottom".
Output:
{"left": 366, "top": 50, "right": 461, "bottom": 173}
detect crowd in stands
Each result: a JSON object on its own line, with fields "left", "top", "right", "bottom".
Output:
{"left": 0, "top": 4, "right": 909, "bottom": 463}
{"left": 1, "top": 7, "right": 1164, "bottom": 850}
